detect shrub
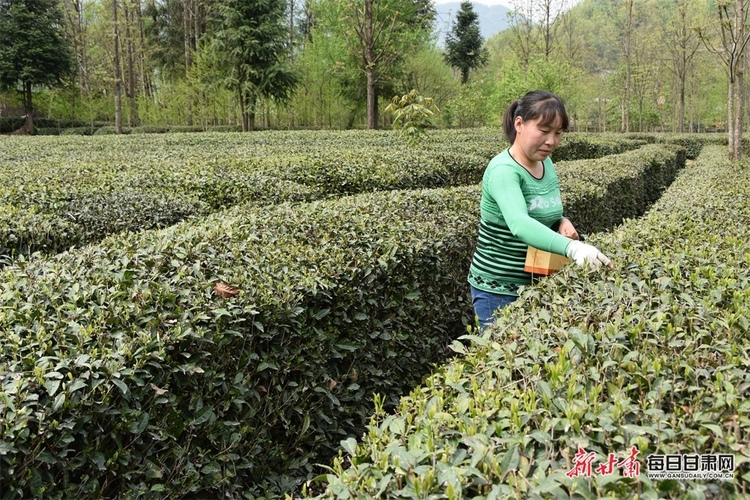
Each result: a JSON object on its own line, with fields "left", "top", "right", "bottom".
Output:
{"left": 59, "top": 127, "right": 96, "bottom": 136}
{"left": 384, "top": 89, "right": 440, "bottom": 145}
{"left": 167, "top": 125, "right": 207, "bottom": 133}
{"left": 93, "top": 126, "right": 132, "bottom": 135}
{"left": 553, "top": 134, "right": 647, "bottom": 161}
{"left": 130, "top": 126, "right": 170, "bottom": 134}
{"left": 60, "top": 191, "right": 208, "bottom": 241}
{"left": 557, "top": 144, "right": 685, "bottom": 234}
{"left": 0, "top": 187, "right": 479, "bottom": 498}
{"left": 0, "top": 205, "right": 83, "bottom": 262}
{"left": 305, "top": 145, "right": 750, "bottom": 499}
{"left": 0, "top": 117, "right": 25, "bottom": 134}
{"left": 34, "top": 127, "right": 62, "bottom": 136}
{"left": 0, "top": 140, "right": 689, "bottom": 498}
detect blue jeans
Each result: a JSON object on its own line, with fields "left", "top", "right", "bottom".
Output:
{"left": 470, "top": 285, "right": 517, "bottom": 328}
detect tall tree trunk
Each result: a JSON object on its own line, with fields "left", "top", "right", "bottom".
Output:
{"left": 366, "top": 67, "right": 377, "bottom": 129}
{"left": 364, "top": 0, "right": 377, "bottom": 129}
{"left": 729, "top": 78, "right": 736, "bottom": 159}
{"left": 135, "top": 0, "right": 151, "bottom": 98}
{"left": 288, "top": 0, "right": 295, "bottom": 130}
{"left": 23, "top": 81, "right": 35, "bottom": 134}
{"left": 737, "top": 71, "right": 744, "bottom": 159}
{"left": 194, "top": 0, "right": 202, "bottom": 126}
{"left": 621, "top": 0, "right": 633, "bottom": 133}
{"left": 194, "top": 0, "right": 201, "bottom": 53}
{"left": 734, "top": 0, "right": 744, "bottom": 160}
{"left": 123, "top": 0, "right": 138, "bottom": 127}
{"left": 289, "top": 0, "right": 294, "bottom": 62}
{"left": 238, "top": 86, "right": 247, "bottom": 132}
{"left": 183, "top": 0, "right": 193, "bottom": 126}
{"left": 64, "top": 0, "right": 88, "bottom": 98}
{"left": 77, "top": 0, "right": 88, "bottom": 97}
{"left": 113, "top": 0, "right": 123, "bottom": 134}
{"left": 679, "top": 78, "right": 686, "bottom": 133}
{"left": 248, "top": 94, "right": 256, "bottom": 132}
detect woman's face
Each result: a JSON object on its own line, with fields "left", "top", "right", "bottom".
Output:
{"left": 514, "top": 115, "right": 564, "bottom": 163}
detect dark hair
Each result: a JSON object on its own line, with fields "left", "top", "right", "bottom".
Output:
{"left": 503, "top": 90, "right": 569, "bottom": 144}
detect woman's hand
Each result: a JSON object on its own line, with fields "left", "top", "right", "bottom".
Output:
{"left": 566, "top": 240, "right": 613, "bottom": 269}
{"left": 558, "top": 218, "right": 579, "bottom": 240}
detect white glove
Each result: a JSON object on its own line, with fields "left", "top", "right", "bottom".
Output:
{"left": 566, "top": 240, "right": 612, "bottom": 268}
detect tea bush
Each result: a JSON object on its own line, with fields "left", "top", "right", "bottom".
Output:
{"left": 553, "top": 134, "right": 648, "bottom": 161}
{"left": 623, "top": 132, "right": 728, "bottom": 159}
{"left": 0, "top": 132, "right": 674, "bottom": 262}
{"left": 556, "top": 144, "right": 685, "bottom": 234}
{"left": 307, "top": 145, "right": 750, "bottom": 499}
{"left": 0, "top": 141, "right": 688, "bottom": 498}
{"left": 58, "top": 127, "right": 97, "bottom": 136}
{"left": 0, "top": 187, "right": 478, "bottom": 499}
{"left": 422, "top": 131, "right": 646, "bottom": 163}
{"left": 0, "top": 118, "right": 101, "bottom": 134}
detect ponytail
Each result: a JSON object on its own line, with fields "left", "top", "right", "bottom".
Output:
{"left": 503, "top": 100, "right": 521, "bottom": 144}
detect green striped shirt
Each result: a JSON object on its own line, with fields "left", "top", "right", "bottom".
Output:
{"left": 468, "top": 149, "right": 572, "bottom": 296}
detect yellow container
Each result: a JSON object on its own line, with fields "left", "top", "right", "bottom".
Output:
{"left": 524, "top": 246, "right": 571, "bottom": 276}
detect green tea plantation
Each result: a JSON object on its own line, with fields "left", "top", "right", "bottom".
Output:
{"left": 0, "top": 130, "right": 744, "bottom": 499}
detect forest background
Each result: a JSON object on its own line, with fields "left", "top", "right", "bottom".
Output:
{"left": 0, "top": 0, "right": 739, "bottom": 136}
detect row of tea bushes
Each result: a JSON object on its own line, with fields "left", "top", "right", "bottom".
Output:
{"left": 551, "top": 134, "right": 648, "bottom": 161}
{"left": 0, "top": 186, "right": 479, "bottom": 499}
{"left": 422, "top": 130, "right": 647, "bottom": 163}
{"left": 622, "top": 132, "right": 729, "bottom": 159}
{"left": 0, "top": 143, "right": 689, "bottom": 498}
{"left": 556, "top": 144, "right": 685, "bottom": 235}
{"left": 0, "top": 118, "right": 110, "bottom": 134}
{"left": 56, "top": 125, "right": 245, "bottom": 135}
{"left": 308, "top": 145, "right": 750, "bottom": 499}
{"left": 0, "top": 132, "right": 660, "bottom": 262}
{"left": 417, "top": 134, "right": 648, "bottom": 188}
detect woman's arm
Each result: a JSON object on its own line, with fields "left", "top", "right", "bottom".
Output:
{"left": 490, "top": 169, "right": 571, "bottom": 255}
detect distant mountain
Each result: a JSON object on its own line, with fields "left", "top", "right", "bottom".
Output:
{"left": 433, "top": 2, "right": 511, "bottom": 47}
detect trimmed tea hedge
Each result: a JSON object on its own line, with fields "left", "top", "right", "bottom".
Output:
{"left": 307, "top": 145, "right": 750, "bottom": 499}
{"left": 0, "top": 118, "right": 107, "bottom": 134}
{"left": 556, "top": 144, "right": 685, "bottom": 235}
{"left": 622, "top": 132, "right": 728, "bottom": 159}
{"left": 0, "top": 141, "right": 688, "bottom": 498}
{"left": 0, "top": 131, "right": 666, "bottom": 262}
{"left": 0, "top": 187, "right": 478, "bottom": 499}
{"left": 553, "top": 133, "right": 647, "bottom": 161}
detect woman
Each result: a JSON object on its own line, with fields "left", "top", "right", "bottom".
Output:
{"left": 468, "top": 90, "right": 612, "bottom": 327}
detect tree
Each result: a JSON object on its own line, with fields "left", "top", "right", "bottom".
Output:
{"left": 207, "top": 0, "right": 298, "bottom": 131}
{"left": 630, "top": 33, "right": 659, "bottom": 132}
{"left": 610, "top": 0, "right": 636, "bottom": 133}
{"left": 555, "top": 2, "right": 587, "bottom": 67}
{"left": 444, "top": 0, "right": 488, "bottom": 84}
{"left": 61, "top": 0, "right": 89, "bottom": 97}
{"left": 697, "top": 0, "right": 750, "bottom": 160}
{"left": 112, "top": 0, "right": 123, "bottom": 133}
{"left": 0, "top": 0, "right": 74, "bottom": 134}
{"left": 341, "top": 0, "right": 435, "bottom": 129}
{"left": 506, "top": 0, "right": 538, "bottom": 70}
{"left": 661, "top": 0, "right": 701, "bottom": 133}
{"left": 535, "top": 0, "right": 564, "bottom": 61}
